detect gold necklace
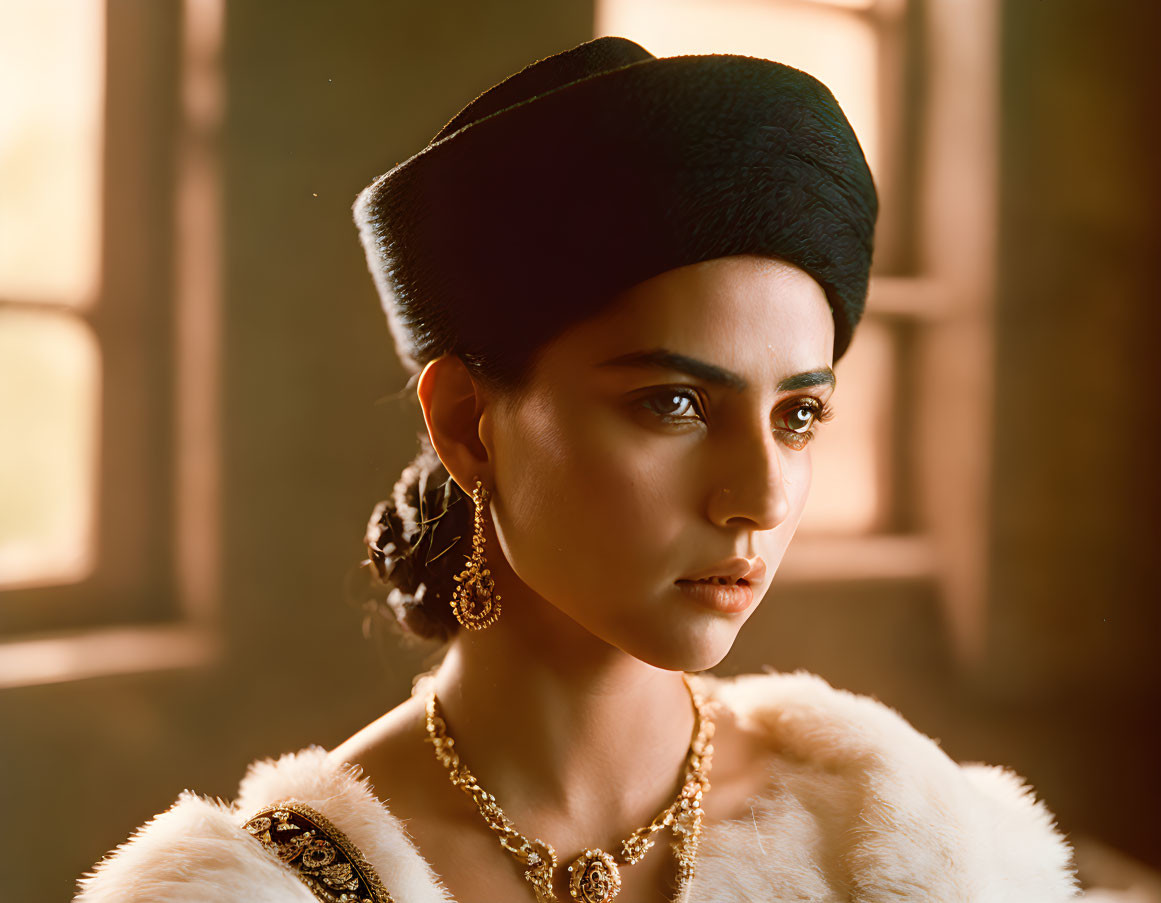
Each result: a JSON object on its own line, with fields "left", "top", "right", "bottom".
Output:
{"left": 420, "top": 672, "right": 716, "bottom": 903}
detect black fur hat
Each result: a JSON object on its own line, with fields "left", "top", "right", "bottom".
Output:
{"left": 354, "top": 36, "right": 878, "bottom": 372}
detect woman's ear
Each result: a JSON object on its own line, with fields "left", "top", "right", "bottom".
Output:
{"left": 415, "top": 354, "right": 493, "bottom": 492}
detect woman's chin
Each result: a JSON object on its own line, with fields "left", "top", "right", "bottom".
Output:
{"left": 615, "top": 624, "right": 741, "bottom": 673}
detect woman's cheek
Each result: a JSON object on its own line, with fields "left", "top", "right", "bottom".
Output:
{"left": 489, "top": 396, "right": 621, "bottom": 579}
{"left": 786, "top": 447, "right": 813, "bottom": 514}
{"left": 551, "top": 420, "right": 676, "bottom": 595}
{"left": 769, "top": 450, "right": 814, "bottom": 561}
{"left": 583, "top": 411, "right": 695, "bottom": 540}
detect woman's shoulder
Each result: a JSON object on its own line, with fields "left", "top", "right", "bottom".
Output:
{"left": 71, "top": 779, "right": 317, "bottom": 902}
{"left": 73, "top": 744, "right": 449, "bottom": 903}
{"left": 693, "top": 668, "right": 1080, "bottom": 901}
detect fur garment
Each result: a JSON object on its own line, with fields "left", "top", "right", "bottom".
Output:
{"left": 73, "top": 669, "right": 1079, "bottom": 901}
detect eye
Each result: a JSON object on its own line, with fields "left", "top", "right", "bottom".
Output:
{"left": 778, "top": 401, "right": 822, "bottom": 434}
{"left": 635, "top": 388, "right": 834, "bottom": 448}
{"left": 773, "top": 398, "right": 834, "bottom": 450}
{"left": 637, "top": 387, "right": 705, "bottom": 423}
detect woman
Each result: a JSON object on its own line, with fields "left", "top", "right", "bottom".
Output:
{"left": 75, "top": 35, "right": 1078, "bottom": 903}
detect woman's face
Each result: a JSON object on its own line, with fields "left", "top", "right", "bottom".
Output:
{"left": 481, "top": 254, "right": 835, "bottom": 671}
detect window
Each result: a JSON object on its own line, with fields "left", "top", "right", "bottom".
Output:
{"left": 0, "top": 0, "right": 104, "bottom": 589}
{"left": 0, "top": 0, "right": 223, "bottom": 687}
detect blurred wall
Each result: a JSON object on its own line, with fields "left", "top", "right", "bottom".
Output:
{"left": 0, "top": 1, "right": 1158, "bottom": 901}
{"left": 986, "top": 0, "right": 1161, "bottom": 865}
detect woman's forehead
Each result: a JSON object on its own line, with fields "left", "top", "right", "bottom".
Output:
{"left": 544, "top": 255, "right": 834, "bottom": 375}
{"left": 613, "top": 256, "right": 826, "bottom": 328}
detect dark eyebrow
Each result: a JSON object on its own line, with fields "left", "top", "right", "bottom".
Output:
{"left": 595, "top": 348, "right": 835, "bottom": 393}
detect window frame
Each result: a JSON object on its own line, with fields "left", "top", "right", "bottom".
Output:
{"left": 0, "top": 0, "right": 222, "bottom": 686}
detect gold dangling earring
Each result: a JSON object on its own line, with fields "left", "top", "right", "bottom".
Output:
{"left": 450, "top": 478, "right": 502, "bottom": 630}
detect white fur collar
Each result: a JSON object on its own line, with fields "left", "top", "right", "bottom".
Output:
{"left": 74, "top": 669, "right": 1078, "bottom": 902}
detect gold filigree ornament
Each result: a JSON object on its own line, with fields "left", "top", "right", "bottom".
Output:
{"left": 568, "top": 848, "right": 622, "bottom": 902}
{"left": 420, "top": 670, "right": 716, "bottom": 902}
{"left": 243, "top": 799, "right": 395, "bottom": 903}
{"left": 450, "top": 478, "right": 502, "bottom": 630}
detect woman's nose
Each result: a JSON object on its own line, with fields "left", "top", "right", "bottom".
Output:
{"left": 707, "top": 430, "right": 794, "bottom": 531}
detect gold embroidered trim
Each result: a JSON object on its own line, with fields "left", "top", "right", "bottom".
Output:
{"left": 243, "top": 799, "right": 395, "bottom": 903}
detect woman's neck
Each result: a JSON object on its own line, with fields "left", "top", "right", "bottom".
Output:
{"left": 427, "top": 592, "right": 696, "bottom": 842}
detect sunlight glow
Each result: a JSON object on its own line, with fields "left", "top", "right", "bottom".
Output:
{"left": 0, "top": 309, "right": 100, "bottom": 587}
{"left": 0, "top": 0, "right": 104, "bottom": 306}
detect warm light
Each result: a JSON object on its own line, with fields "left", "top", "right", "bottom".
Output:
{"left": 595, "top": 0, "right": 880, "bottom": 174}
{"left": 802, "top": 0, "right": 877, "bottom": 9}
{"left": 0, "top": 626, "right": 217, "bottom": 690}
{"left": 0, "top": 0, "right": 104, "bottom": 306}
{"left": 0, "top": 308, "right": 100, "bottom": 587}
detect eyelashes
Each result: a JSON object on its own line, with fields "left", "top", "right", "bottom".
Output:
{"left": 636, "top": 386, "right": 834, "bottom": 450}
{"left": 778, "top": 397, "right": 834, "bottom": 450}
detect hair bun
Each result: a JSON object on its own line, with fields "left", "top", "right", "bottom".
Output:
{"left": 362, "top": 434, "right": 469, "bottom": 642}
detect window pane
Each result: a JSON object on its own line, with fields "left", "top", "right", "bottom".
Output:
{"left": 0, "top": 0, "right": 104, "bottom": 305}
{"left": 595, "top": 0, "right": 880, "bottom": 173}
{"left": 798, "top": 316, "right": 894, "bottom": 534}
{"left": 0, "top": 308, "right": 99, "bottom": 587}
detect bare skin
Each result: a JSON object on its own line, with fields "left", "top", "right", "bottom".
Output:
{"left": 330, "top": 255, "right": 836, "bottom": 903}
{"left": 331, "top": 684, "right": 782, "bottom": 902}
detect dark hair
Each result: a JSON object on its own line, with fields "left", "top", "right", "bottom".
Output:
{"left": 354, "top": 37, "right": 877, "bottom": 643}
{"left": 361, "top": 430, "right": 472, "bottom": 644}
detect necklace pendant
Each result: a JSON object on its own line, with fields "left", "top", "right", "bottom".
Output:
{"left": 567, "top": 849, "right": 622, "bottom": 903}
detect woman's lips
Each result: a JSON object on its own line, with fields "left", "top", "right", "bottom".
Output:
{"left": 675, "top": 578, "right": 755, "bottom": 613}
